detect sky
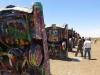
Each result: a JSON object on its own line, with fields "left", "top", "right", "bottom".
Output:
{"left": 0, "top": 0, "right": 100, "bottom": 37}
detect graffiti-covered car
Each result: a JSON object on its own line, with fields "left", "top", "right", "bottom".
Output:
{"left": 68, "top": 28, "right": 73, "bottom": 51}
{"left": 0, "top": 2, "right": 50, "bottom": 75}
{"left": 45, "top": 24, "right": 68, "bottom": 59}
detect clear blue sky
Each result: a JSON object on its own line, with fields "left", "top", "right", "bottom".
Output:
{"left": 0, "top": 0, "right": 100, "bottom": 37}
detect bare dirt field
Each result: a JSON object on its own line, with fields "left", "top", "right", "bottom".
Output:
{"left": 50, "top": 41, "right": 100, "bottom": 75}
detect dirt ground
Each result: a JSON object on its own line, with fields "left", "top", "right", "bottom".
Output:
{"left": 50, "top": 41, "right": 100, "bottom": 75}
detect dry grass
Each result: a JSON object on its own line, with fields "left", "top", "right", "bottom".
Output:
{"left": 50, "top": 41, "right": 100, "bottom": 75}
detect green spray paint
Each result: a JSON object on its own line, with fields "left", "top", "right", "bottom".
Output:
{"left": 66, "top": 51, "right": 68, "bottom": 59}
{"left": 41, "top": 66, "right": 45, "bottom": 75}
{"left": 8, "top": 27, "right": 29, "bottom": 40}
{"left": 25, "top": 16, "right": 31, "bottom": 41}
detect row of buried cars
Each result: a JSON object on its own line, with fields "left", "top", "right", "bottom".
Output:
{"left": 0, "top": 2, "right": 80, "bottom": 75}
{"left": 45, "top": 24, "right": 80, "bottom": 59}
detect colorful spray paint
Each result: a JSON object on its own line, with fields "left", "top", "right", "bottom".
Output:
{"left": 0, "top": 2, "right": 50, "bottom": 75}
{"left": 45, "top": 24, "right": 68, "bottom": 59}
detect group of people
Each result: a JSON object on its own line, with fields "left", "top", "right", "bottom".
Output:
{"left": 75, "top": 37, "right": 91, "bottom": 60}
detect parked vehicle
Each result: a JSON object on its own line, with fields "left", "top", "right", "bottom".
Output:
{"left": 68, "top": 28, "right": 73, "bottom": 51}
{"left": 0, "top": 2, "right": 50, "bottom": 75}
{"left": 45, "top": 24, "right": 68, "bottom": 59}
{"left": 68, "top": 29, "right": 79, "bottom": 51}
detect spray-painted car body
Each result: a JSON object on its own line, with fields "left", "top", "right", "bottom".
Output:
{"left": 68, "top": 28, "right": 75, "bottom": 51}
{"left": 45, "top": 24, "right": 68, "bottom": 59}
{"left": 0, "top": 2, "right": 50, "bottom": 75}
{"left": 72, "top": 30, "right": 76, "bottom": 48}
{"left": 74, "top": 32, "right": 79, "bottom": 46}
{"left": 68, "top": 29, "right": 80, "bottom": 51}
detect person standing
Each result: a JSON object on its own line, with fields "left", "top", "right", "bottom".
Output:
{"left": 83, "top": 38, "right": 91, "bottom": 60}
{"left": 75, "top": 37, "right": 83, "bottom": 57}
{"left": 89, "top": 37, "right": 91, "bottom": 41}
{"left": 82, "top": 37, "right": 85, "bottom": 43}
{"left": 94, "top": 39, "right": 97, "bottom": 44}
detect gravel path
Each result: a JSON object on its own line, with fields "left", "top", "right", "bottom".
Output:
{"left": 50, "top": 41, "right": 100, "bottom": 75}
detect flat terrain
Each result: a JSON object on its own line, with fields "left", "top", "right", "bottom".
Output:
{"left": 50, "top": 41, "right": 100, "bottom": 75}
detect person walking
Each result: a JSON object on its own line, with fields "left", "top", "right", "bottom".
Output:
{"left": 94, "top": 39, "right": 97, "bottom": 44}
{"left": 83, "top": 38, "right": 91, "bottom": 60}
{"left": 75, "top": 37, "right": 83, "bottom": 57}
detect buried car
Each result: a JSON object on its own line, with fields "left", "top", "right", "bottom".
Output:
{"left": 0, "top": 2, "right": 50, "bottom": 75}
{"left": 45, "top": 24, "right": 68, "bottom": 59}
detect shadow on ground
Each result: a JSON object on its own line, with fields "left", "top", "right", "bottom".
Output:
{"left": 72, "top": 57, "right": 82, "bottom": 62}
{"left": 90, "top": 58, "right": 97, "bottom": 60}
{"left": 68, "top": 50, "right": 76, "bottom": 53}
{"left": 50, "top": 57, "right": 72, "bottom": 61}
